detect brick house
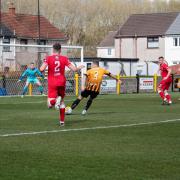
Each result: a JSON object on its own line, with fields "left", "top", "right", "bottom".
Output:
{"left": 0, "top": 3, "right": 68, "bottom": 71}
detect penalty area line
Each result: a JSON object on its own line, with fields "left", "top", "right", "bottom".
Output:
{"left": 0, "top": 118, "right": 180, "bottom": 138}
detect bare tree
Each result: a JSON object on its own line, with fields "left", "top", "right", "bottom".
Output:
{"left": 1, "top": 0, "right": 180, "bottom": 56}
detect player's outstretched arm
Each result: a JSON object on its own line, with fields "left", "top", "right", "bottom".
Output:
{"left": 68, "top": 64, "right": 84, "bottom": 72}
{"left": 40, "top": 63, "right": 48, "bottom": 72}
{"left": 108, "top": 73, "right": 122, "bottom": 84}
{"left": 81, "top": 75, "right": 87, "bottom": 91}
{"left": 36, "top": 68, "right": 44, "bottom": 79}
{"left": 18, "top": 69, "right": 28, "bottom": 82}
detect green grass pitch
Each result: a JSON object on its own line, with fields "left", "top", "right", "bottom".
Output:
{"left": 0, "top": 93, "right": 180, "bottom": 180}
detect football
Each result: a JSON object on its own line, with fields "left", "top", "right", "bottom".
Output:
{"left": 65, "top": 106, "right": 72, "bottom": 115}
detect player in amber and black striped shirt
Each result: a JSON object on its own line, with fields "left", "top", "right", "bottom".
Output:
{"left": 71, "top": 60, "right": 121, "bottom": 115}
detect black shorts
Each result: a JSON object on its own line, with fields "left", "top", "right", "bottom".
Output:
{"left": 81, "top": 89, "right": 99, "bottom": 99}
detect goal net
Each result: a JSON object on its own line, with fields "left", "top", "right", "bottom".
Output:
{"left": 0, "top": 44, "right": 84, "bottom": 96}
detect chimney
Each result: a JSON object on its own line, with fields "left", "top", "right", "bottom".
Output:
{"left": 9, "top": 2, "right": 15, "bottom": 15}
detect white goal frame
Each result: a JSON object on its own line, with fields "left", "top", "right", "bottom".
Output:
{"left": 0, "top": 43, "right": 84, "bottom": 80}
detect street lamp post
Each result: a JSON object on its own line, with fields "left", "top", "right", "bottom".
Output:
{"left": 37, "top": 0, "right": 41, "bottom": 68}
{"left": 37, "top": 0, "right": 40, "bottom": 45}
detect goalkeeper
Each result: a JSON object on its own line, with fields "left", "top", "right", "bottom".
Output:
{"left": 18, "top": 62, "right": 44, "bottom": 97}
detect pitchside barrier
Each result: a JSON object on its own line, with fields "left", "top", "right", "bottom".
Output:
{"left": 69, "top": 73, "right": 179, "bottom": 95}
{"left": 0, "top": 73, "right": 176, "bottom": 96}
{"left": 1, "top": 70, "right": 179, "bottom": 96}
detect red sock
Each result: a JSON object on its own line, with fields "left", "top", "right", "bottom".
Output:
{"left": 50, "top": 99, "right": 56, "bottom": 106}
{"left": 60, "top": 108, "right": 65, "bottom": 123}
{"left": 166, "top": 94, "right": 171, "bottom": 102}
{"left": 159, "top": 91, "right": 165, "bottom": 100}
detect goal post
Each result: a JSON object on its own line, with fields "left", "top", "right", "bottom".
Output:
{"left": 0, "top": 43, "right": 84, "bottom": 96}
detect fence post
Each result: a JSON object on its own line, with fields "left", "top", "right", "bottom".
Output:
{"left": 116, "top": 74, "right": 120, "bottom": 95}
{"left": 75, "top": 73, "right": 79, "bottom": 97}
{"left": 2, "top": 75, "right": 6, "bottom": 88}
{"left": 171, "top": 74, "right": 174, "bottom": 92}
{"left": 153, "top": 73, "right": 157, "bottom": 93}
{"left": 29, "top": 83, "right": 32, "bottom": 96}
{"left": 136, "top": 74, "right": 139, "bottom": 93}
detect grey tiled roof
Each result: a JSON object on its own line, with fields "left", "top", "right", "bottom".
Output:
{"left": 166, "top": 13, "right": 180, "bottom": 35}
{"left": 116, "top": 12, "right": 179, "bottom": 37}
{"left": 98, "top": 31, "right": 117, "bottom": 47}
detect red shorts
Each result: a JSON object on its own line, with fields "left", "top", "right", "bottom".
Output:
{"left": 48, "top": 86, "right": 65, "bottom": 99}
{"left": 158, "top": 78, "right": 172, "bottom": 91}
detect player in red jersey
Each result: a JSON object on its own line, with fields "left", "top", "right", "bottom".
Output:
{"left": 40, "top": 43, "right": 84, "bottom": 126}
{"left": 157, "top": 56, "right": 172, "bottom": 105}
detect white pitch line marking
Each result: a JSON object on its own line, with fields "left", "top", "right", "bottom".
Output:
{"left": 0, "top": 118, "right": 180, "bottom": 137}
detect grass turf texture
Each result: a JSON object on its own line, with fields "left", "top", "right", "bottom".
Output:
{"left": 0, "top": 93, "right": 180, "bottom": 180}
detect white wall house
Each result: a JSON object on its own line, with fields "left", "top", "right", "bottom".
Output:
{"left": 97, "top": 47, "right": 115, "bottom": 58}
{"left": 96, "top": 31, "right": 140, "bottom": 76}
{"left": 97, "top": 31, "right": 116, "bottom": 58}
{"left": 165, "top": 36, "right": 180, "bottom": 65}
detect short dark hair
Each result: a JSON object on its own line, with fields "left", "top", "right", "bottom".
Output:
{"left": 30, "top": 62, "right": 34, "bottom": 65}
{"left": 53, "top": 43, "right": 61, "bottom": 51}
{"left": 92, "top": 60, "right": 99, "bottom": 66}
{"left": 158, "top": 56, "right": 164, "bottom": 59}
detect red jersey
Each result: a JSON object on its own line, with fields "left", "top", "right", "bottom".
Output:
{"left": 160, "top": 63, "right": 169, "bottom": 78}
{"left": 44, "top": 54, "right": 71, "bottom": 86}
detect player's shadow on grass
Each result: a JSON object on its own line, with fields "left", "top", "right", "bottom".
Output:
{"left": 69, "top": 111, "right": 120, "bottom": 116}
{"left": 87, "top": 111, "right": 120, "bottom": 115}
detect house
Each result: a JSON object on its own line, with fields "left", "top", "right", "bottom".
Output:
{"left": 115, "top": 12, "right": 180, "bottom": 65}
{"left": 0, "top": 3, "right": 68, "bottom": 71}
{"left": 97, "top": 12, "right": 180, "bottom": 75}
{"left": 97, "top": 31, "right": 116, "bottom": 58}
{"left": 96, "top": 31, "right": 139, "bottom": 76}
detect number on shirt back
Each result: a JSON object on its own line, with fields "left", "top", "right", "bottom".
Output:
{"left": 55, "top": 61, "right": 60, "bottom": 73}
{"left": 94, "top": 71, "right": 98, "bottom": 80}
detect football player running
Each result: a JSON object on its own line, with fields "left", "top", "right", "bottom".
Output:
{"left": 40, "top": 43, "right": 84, "bottom": 126}
{"left": 70, "top": 60, "right": 121, "bottom": 115}
{"left": 157, "top": 56, "right": 172, "bottom": 105}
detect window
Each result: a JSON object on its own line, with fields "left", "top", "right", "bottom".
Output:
{"left": 38, "top": 40, "right": 46, "bottom": 51}
{"left": 104, "top": 61, "right": 108, "bottom": 67}
{"left": 20, "top": 39, "right": 28, "bottom": 44}
{"left": 173, "top": 37, "right": 180, "bottom": 47}
{"left": 173, "top": 38, "right": 178, "bottom": 46}
{"left": 3, "top": 37, "right": 10, "bottom": 52}
{"left": 20, "top": 39, "right": 28, "bottom": 50}
{"left": 108, "top": 48, "right": 112, "bottom": 55}
{"left": 173, "top": 61, "right": 180, "bottom": 65}
{"left": 147, "top": 37, "right": 159, "bottom": 48}
{"left": 87, "top": 63, "right": 91, "bottom": 70}
{"left": 39, "top": 40, "right": 46, "bottom": 45}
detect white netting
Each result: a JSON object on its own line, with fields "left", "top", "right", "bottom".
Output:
{"left": 0, "top": 44, "right": 84, "bottom": 96}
